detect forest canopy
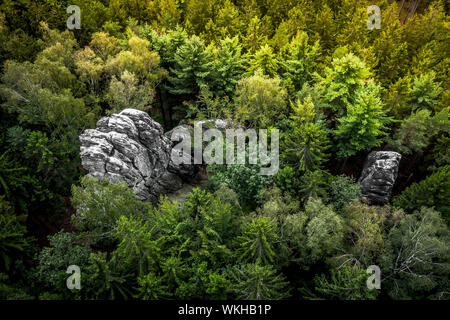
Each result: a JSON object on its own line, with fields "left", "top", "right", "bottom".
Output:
{"left": 0, "top": 0, "right": 449, "bottom": 301}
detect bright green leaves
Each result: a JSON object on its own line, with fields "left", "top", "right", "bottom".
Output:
{"left": 233, "top": 70, "right": 288, "bottom": 127}
{"left": 334, "top": 81, "right": 391, "bottom": 159}
{"left": 284, "top": 96, "right": 330, "bottom": 172}
{"left": 247, "top": 44, "right": 279, "bottom": 77}
{"left": 209, "top": 36, "right": 246, "bottom": 97}
{"left": 319, "top": 53, "right": 371, "bottom": 115}
{"left": 167, "top": 35, "right": 214, "bottom": 96}
{"left": 410, "top": 72, "right": 443, "bottom": 112}
{"left": 280, "top": 31, "right": 320, "bottom": 92}
{"left": 71, "top": 176, "right": 150, "bottom": 245}
{"left": 237, "top": 216, "right": 278, "bottom": 265}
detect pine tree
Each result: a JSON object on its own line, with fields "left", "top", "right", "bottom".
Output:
{"left": 228, "top": 263, "right": 290, "bottom": 299}
{"left": 286, "top": 120, "right": 329, "bottom": 172}
{"left": 247, "top": 44, "right": 279, "bottom": 77}
{"left": 237, "top": 216, "right": 278, "bottom": 265}
{"left": 334, "top": 81, "right": 390, "bottom": 159}
{"left": 410, "top": 72, "right": 443, "bottom": 111}
{"left": 166, "top": 35, "right": 214, "bottom": 97}
{"left": 313, "top": 265, "right": 378, "bottom": 300}
{"left": 393, "top": 165, "right": 450, "bottom": 225}
{"left": 202, "top": 0, "right": 243, "bottom": 43}
{"left": 388, "top": 107, "right": 449, "bottom": 155}
{"left": 184, "top": 0, "right": 219, "bottom": 34}
{"left": 318, "top": 53, "right": 371, "bottom": 117}
{"left": 280, "top": 32, "right": 320, "bottom": 92}
{"left": 209, "top": 36, "right": 246, "bottom": 97}
{"left": 242, "top": 15, "right": 268, "bottom": 53}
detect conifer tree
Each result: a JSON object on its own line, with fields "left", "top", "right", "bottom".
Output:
{"left": 393, "top": 165, "right": 450, "bottom": 225}
{"left": 318, "top": 53, "right": 371, "bottom": 117}
{"left": 247, "top": 44, "right": 279, "bottom": 77}
{"left": 209, "top": 37, "right": 246, "bottom": 97}
{"left": 285, "top": 97, "right": 329, "bottom": 171}
{"left": 280, "top": 32, "right": 320, "bottom": 92}
{"left": 166, "top": 35, "right": 214, "bottom": 97}
{"left": 334, "top": 82, "right": 390, "bottom": 159}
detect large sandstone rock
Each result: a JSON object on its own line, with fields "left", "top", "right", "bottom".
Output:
{"left": 358, "top": 151, "right": 402, "bottom": 204}
{"left": 80, "top": 109, "right": 195, "bottom": 202}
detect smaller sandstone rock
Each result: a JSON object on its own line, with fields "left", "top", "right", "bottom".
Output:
{"left": 358, "top": 151, "right": 402, "bottom": 205}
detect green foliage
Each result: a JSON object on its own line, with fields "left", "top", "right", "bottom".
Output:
{"left": 340, "top": 202, "right": 395, "bottom": 266}
{"left": 33, "top": 231, "right": 91, "bottom": 295}
{"left": 304, "top": 198, "right": 344, "bottom": 262}
{"left": 242, "top": 16, "right": 269, "bottom": 53}
{"left": 280, "top": 31, "right": 320, "bottom": 91}
{"left": 328, "top": 175, "right": 361, "bottom": 211}
{"left": 209, "top": 37, "right": 246, "bottom": 97}
{"left": 299, "top": 170, "right": 329, "bottom": 201}
{"left": 0, "top": 59, "right": 95, "bottom": 131}
{"left": 312, "top": 265, "right": 378, "bottom": 300}
{"left": 202, "top": 0, "right": 243, "bottom": 43}
{"left": 410, "top": 72, "right": 443, "bottom": 111}
{"left": 207, "top": 163, "right": 272, "bottom": 209}
{"left": 427, "top": 134, "right": 450, "bottom": 171}
{"left": 0, "top": 151, "right": 28, "bottom": 201}
{"left": 184, "top": 0, "right": 218, "bottom": 34}
{"left": 233, "top": 70, "right": 288, "bottom": 127}
{"left": 393, "top": 165, "right": 450, "bottom": 225}
{"left": 247, "top": 45, "right": 279, "bottom": 77}
{"left": 83, "top": 252, "right": 136, "bottom": 300}
{"left": 0, "top": 0, "right": 449, "bottom": 301}
{"left": 0, "top": 197, "right": 32, "bottom": 271}
{"left": 136, "top": 271, "right": 171, "bottom": 300}
{"left": 228, "top": 263, "right": 290, "bottom": 300}
{"left": 167, "top": 35, "right": 214, "bottom": 97}
{"left": 381, "top": 207, "right": 450, "bottom": 300}
{"left": 106, "top": 35, "right": 167, "bottom": 85}
{"left": 275, "top": 165, "right": 299, "bottom": 193}
{"left": 237, "top": 216, "right": 278, "bottom": 265}
{"left": 384, "top": 76, "right": 413, "bottom": 119}
{"left": 388, "top": 108, "right": 449, "bottom": 155}
{"left": 284, "top": 96, "right": 330, "bottom": 171}
{"left": 114, "top": 214, "right": 157, "bottom": 276}
{"left": 71, "top": 177, "right": 150, "bottom": 245}
{"left": 258, "top": 187, "right": 301, "bottom": 223}
{"left": 334, "top": 81, "right": 391, "bottom": 158}
{"left": 318, "top": 53, "right": 371, "bottom": 116}
{"left": 0, "top": 273, "right": 34, "bottom": 300}
{"left": 106, "top": 70, "right": 154, "bottom": 114}
{"left": 146, "top": 0, "right": 181, "bottom": 30}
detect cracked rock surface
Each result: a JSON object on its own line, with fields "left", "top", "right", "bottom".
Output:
{"left": 358, "top": 151, "right": 402, "bottom": 205}
{"left": 80, "top": 109, "right": 194, "bottom": 202}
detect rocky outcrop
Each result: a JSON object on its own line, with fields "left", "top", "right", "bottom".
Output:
{"left": 358, "top": 151, "right": 402, "bottom": 204}
{"left": 79, "top": 109, "right": 195, "bottom": 202}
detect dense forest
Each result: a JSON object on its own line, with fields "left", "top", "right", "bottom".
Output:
{"left": 0, "top": 0, "right": 449, "bottom": 300}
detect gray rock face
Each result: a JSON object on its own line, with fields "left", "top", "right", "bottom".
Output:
{"left": 358, "top": 151, "right": 402, "bottom": 205}
{"left": 164, "top": 119, "right": 232, "bottom": 180}
{"left": 80, "top": 109, "right": 194, "bottom": 202}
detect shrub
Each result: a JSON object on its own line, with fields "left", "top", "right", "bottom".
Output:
{"left": 393, "top": 165, "right": 450, "bottom": 225}
{"left": 328, "top": 175, "right": 362, "bottom": 212}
